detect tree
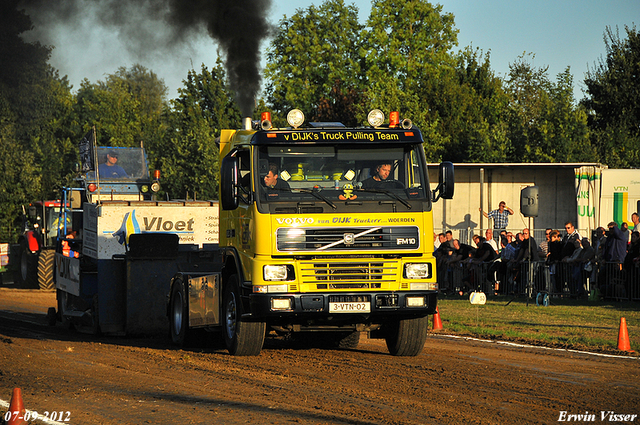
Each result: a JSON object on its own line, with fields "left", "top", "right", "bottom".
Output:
{"left": 0, "top": 95, "right": 41, "bottom": 242}
{"left": 362, "top": 0, "right": 459, "bottom": 161}
{"left": 0, "top": 1, "right": 76, "bottom": 239}
{"left": 505, "top": 55, "right": 592, "bottom": 163}
{"left": 264, "top": 0, "right": 364, "bottom": 119}
{"left": 450, "top": 47, "right": 512, "bottom": 163}
{"left": 158, "top": 62, "right": 242, "bottom": 200}
{"left": 315, "top": 79, "right": 364, "bottom": 127}
{"left": 104, "top": 65, "right": 169, "bottom": 158}
{"left": 74, "top": 65, "right": 169, "bottom": 152}
{"left": 583, "top": 25, "right": 640, "bottom": 168}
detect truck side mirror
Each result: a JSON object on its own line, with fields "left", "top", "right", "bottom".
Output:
{"left": 220, "top": 155, "right": 239, "bottom": 210}
{"left": 432, "top": 161, "right": 454, "bottom": 202}
{"left": 258, "top": 159, "right": 269, "bottom": 178}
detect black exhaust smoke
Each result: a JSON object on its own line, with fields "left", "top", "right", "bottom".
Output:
{"left": 18, "top": 0, "right": 274, "bottom": 116}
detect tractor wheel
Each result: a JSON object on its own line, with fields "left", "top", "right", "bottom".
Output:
{"left": 16, "top": 240, "right": 38, "bottom": 289}
{"left": 37, "top": 249, "right": 55, "bottom": 290}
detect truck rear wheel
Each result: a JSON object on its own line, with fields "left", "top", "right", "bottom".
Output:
{"left": 335, "top": 331, "right": 361, "bottom": 349}
{"left": 385, "top": 316, "right": 428, "bottom": 356}
{"left": 223, "top": 274, "right": 265, "bottom": 356}
{"left": 57, "top": 289, "right": 74, "bottom": 330}
{"left": 37, "top": 249, "right": 55, "bottom": 290}
{"left": 292, "top": 331, "right": 360, "bottom": 350}
{"left": 169, "top": 279, "right": 193, "bottom": 346}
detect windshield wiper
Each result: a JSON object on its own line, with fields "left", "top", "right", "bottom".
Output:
{"left": 297, "top": 188, "right": 337, "bottom": 210}
{"left": 356, "top": 188, "right": 412, "bottom": 210}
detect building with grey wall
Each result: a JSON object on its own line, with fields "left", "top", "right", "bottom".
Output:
{"left": 428, "top": 163, "right": 606, "bottom": 244}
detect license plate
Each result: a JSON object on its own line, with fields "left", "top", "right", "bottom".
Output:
{"left": 329, "top": 302, "right": 371, "bottom": 313}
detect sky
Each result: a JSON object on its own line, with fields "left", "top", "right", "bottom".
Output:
{"left": 25, "top": 0, "right": 639, "bottom": 102}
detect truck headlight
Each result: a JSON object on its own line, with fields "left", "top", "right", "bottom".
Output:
{"left": 264, "top": 265, "right": 288, "bottom": 281}
{"left": 404, "top": 263, "right": 431, "bottom": 279}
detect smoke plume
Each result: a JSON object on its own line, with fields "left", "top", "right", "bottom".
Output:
{"left": 18, "top": 0, "right": 274, "bottom": 116}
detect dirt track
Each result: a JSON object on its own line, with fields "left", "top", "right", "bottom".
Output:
{"left": 0, "top": 288, "right": 639, "bottom": 424}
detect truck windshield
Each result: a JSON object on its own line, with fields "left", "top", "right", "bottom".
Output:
{"left": 255, "top": 144, "right": 430, "bottom": 212}
{"left": 85, "top": 147, "right": 150, "bottom": 181}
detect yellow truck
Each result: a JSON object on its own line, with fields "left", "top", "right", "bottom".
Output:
{"left": 169, "top": 109, "right": 454, "bottom": 356}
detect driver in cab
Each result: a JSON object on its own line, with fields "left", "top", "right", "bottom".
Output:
{"left": 362, "top": 162, "right": 391, "bottom": 189}
{"left": 262, "top": 163, "right": 290, "bottom": 191}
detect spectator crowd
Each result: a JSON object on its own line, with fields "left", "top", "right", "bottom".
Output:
{"left": 434, "top": 207, "right": 640, "bottom": 300}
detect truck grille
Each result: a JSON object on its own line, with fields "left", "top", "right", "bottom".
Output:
{"left": 276, "top": 226, "right": 419, "bottom": 252}
{"left": 300, "top": 260, "right": 398, "bottom": 289}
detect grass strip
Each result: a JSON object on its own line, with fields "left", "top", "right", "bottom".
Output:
{"left": 436, "top": 295, "right": 639, "bottom": 354}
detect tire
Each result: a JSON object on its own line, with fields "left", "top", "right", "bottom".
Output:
{"left": 47, "top": 307, "right": 57, "bottom": 326}
{"left": 385, "top": 316, "right": 429, "bottom": 356}
{"left": 334, "top": 331, "right": 361, "bottom": 349}
{"left": 37, "top": 249, "right": 55, "bottom": 290}
{"left": 292, "top": 331, "right": 360, "bottom": 350}
{"left": 90, "top": 295, "right": 101, "bottom": 335}
{"left": 16, "top": 241, "right": 38, "bottom": 289}
{"left": 169, "top": 279, "right": 193, "bottom": 346}
{"left": 223, "top": 274, "right": 265, "bottom": 356}
{"left": 57, "top": 289, "right": 74, "bottom": 330}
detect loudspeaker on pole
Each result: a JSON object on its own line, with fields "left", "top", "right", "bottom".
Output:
{"left": 521, "top": 186, "right": 539, "bottom": 217}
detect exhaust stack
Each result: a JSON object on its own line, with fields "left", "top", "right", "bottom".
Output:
{"left": 243, "top": 117, "right": 252, "bottom": 130}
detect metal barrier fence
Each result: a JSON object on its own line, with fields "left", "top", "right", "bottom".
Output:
{"left": 437, "top": 259, "right": 640, "bottom": 301}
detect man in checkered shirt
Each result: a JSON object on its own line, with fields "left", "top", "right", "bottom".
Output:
{"left": 479, "top": 201, "right": 514, "bottom": 232}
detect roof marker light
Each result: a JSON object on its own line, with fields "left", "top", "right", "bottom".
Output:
{"left": 389, "top": 111, "right": 400, "bottom": 127}
{"left": 367, "top": 109, "right": 385, "bottom": 127}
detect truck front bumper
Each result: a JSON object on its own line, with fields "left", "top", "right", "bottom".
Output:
{"left": 247, "top": 291, "right": 437, "bottom": 322}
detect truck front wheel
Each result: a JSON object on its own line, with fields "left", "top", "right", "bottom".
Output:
{"left": 385, "top": 316, "right": 429, "bottom": 356}
{"left": 223, "top": 274, "right": 265, "bottom": 356}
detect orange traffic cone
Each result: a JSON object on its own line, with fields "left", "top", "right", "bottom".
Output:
{"left": 432, "top": 307, "right": 443, "bottom": 331}
{"left": 7, "top": 388, "right": 26, "bottom": 425}
{"left": 617, "top": 317, "right": 631, "bottom": 351}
